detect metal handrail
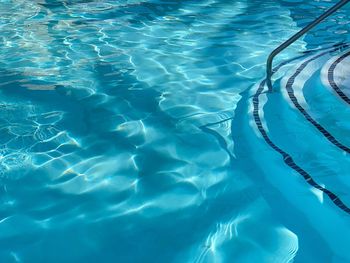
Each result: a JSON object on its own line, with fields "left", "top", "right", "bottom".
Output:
{"left": 266, "top": 0, "right": 350, "bottom": 91}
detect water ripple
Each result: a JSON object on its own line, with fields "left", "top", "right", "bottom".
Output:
{"left": 0, "top": 0, "right": 349, "bottom": 262}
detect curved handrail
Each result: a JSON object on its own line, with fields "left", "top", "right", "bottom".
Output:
{"left": 266, "top": 0, "right": 350, "bottom": 91}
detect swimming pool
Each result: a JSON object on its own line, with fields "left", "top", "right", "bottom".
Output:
{"left": 0, "top": 0, "right": 349, "bottom": 262}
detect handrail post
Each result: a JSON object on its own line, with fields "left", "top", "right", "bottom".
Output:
{"left": 266, "top": 0, "right": 350, "bottom": 92}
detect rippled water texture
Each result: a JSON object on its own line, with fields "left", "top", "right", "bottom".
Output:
{"left": 0, "top": 0, "right": 350, "bottom": 262}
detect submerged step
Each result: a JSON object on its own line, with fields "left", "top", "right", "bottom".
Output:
{"left": 322, "top": 50, "right": 350, "bottom": 105}
{"left": 280, "top": 47, "right": 350, "bottom": 151}
{"left": 251, "top": 46, "right": 350, "bottom": 217}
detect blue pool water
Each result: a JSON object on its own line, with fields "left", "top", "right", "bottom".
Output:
{"left": 0, "top": 0, "right": 350, "bottom": 262}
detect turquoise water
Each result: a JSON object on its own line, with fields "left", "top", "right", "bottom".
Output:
{"left": 0, "top": 0, "right": 350, "bottom": 262}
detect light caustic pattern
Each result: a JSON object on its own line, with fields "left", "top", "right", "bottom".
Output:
{"left": 0, "top": 0, "right": 349, "bottom": 262}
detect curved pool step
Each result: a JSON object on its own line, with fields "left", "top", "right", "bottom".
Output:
{"left": 253, "top": 79, "right": 350, "bottom": 213}
{"left": 263, "top": 79, "right": 350, "bottom": 202}
{"left": 231, "top": 85, "right": 350, "bottom": 261}
{"left": 280, "top": 48, "right": 350, "bottom": 154}
{"left": 250, "top": 45, "right": 350, "bottom": 216}
{"left": 283, "top": 48, "right": 350, "bottom": 153}
{"left": 227, "top": 46, "right": 350, "bottom": 259}
{"left": 324, "top": 50, "right": 350, "bottom": 105}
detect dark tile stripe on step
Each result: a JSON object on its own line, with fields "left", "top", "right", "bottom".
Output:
{"left": 253, "top": 46, "right": 350, "bottom": 214}
{"left": 328, "top": 51, "right": 350, "bottom": 105}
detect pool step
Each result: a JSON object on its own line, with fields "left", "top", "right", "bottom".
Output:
{"left": 250, "top": 45, "right": 350, "bottom": 215}
{"left": 322, "top": 50, "right": 350, "bottom": 105}
{"left": 229, "top": 47, "right": 350, "bottom": 260}
{"left": 280, "top": 47, "right": 350, "bottom": 149}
